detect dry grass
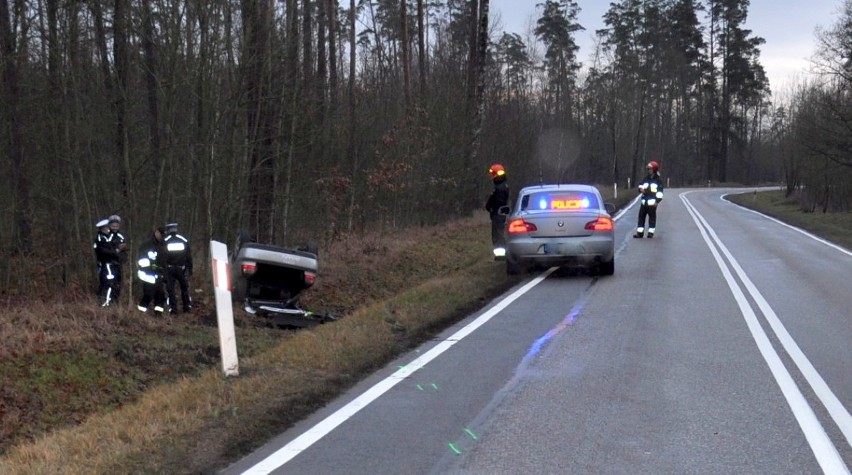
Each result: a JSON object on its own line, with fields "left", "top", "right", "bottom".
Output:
{"left": 0, "top": 213, "right": 515, "bottom": 474}
{"left": 726, "top": 189, "right": 852, "bottom": 250}
{"left": 3, "top": 188, "right": 827, "bottom": 474}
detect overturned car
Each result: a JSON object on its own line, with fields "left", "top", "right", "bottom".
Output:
{"left": 230, "top": 230, "right": 335, "bottom": 327}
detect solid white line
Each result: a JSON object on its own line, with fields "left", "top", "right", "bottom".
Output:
{"left": 714, "top": 195, "right": 852, "bottom": 446}
{"left": 241, "top": 267, "right": 558, "bottom": 475}
{"left": 681, "top": 192, "right": 849, "bottom": 474}
{"left": 722, "top": 192, "right": 852, "bottom": 258}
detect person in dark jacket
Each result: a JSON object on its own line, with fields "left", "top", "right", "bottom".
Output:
{"left": 634, "top": 161, "right": 665, "bottom": 238}
{"left": 485, "top": 163, "right": 510, "bottom": 259}
{"left": 137, "top": 226, "right": 167, "bottom": 316}
{"left": 107, "top": 214, "right": 128, "bottom": 298}
{"left": 163, "top": 222, "right": 193, "bottom": 314}
{"left": 93, "top": 218, "right": 121, "bottom": 306}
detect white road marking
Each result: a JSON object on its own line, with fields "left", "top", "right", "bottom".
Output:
{"left": 241, "top": 267, "right": 558, "bottom": 474}
{"left": 682, "top": 191, "right": 850, "bottom": 474}
{"left": 722, "top": 192, "right": 852, "bottom": 258}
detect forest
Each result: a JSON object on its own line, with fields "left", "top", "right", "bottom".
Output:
{"left": 1, "top": 0, "right": 851, "bottom": 294}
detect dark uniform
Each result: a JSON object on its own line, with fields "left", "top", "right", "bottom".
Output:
{"left": 107, "top": 215, "right": 127, "bottom": 299}
{"left": 634, "top": 162, "right": 664, "bottom": 238}
{"left": 93, "top": 219, "right": 121, "bottom": 306}
{"left": 485, "top": 175, "right": 509, "bottom": 256}
{"left": 137, "top": 227, "right": 167, "bottom": 316}
{"left": 163, "top": 222, "right": 193, "bottom": 313}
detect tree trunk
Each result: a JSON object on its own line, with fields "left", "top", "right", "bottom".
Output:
{"left": 465, "top": 0, "right": 489, "bottom": 212}
{"left": 347, "top": 0, "right": 359, "bottom": 232}
{"left": 142, "top": 0, "right": 162, "bottom": 211}
{"left": 327, "top": 0, "right": 338, "bottom": 109}
{"left": 401, "top": 0, "right": 411, "bottom": 109}
{"left": 114, "top": 0, "right": 131, "bottom": 204}
{"left": 0, "top": 0, "right": 32, "bottom": 253}
{"left": 243, "top": 0, "right": 276, "bottom": 242}
{"left": 417, "top": 0, "right": 426, "bottom": 96}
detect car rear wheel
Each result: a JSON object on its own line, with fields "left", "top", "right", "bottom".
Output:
{"left": 232, "top": 274, "right": 247, "bottom": 301}
{"left": 599, "top": 257, "right": 615, "bottom": 276}
{"left": 506, "top": 256, "right": 523, "bottom": 276}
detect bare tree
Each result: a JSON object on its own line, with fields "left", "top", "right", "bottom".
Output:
{"left": 0, "top": 0, "right": 32, "bottom": 253}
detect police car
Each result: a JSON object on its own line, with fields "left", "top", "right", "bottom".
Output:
{"left": 503, "top": 184, "right": 615, "bottom": 276}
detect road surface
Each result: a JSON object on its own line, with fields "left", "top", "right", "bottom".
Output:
{"left": 223, "top": 188, "right": 852, "bottom": 475}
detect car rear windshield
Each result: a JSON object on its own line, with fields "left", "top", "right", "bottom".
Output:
{"left": 520, "top": 190, "right": 599, "bottom": 212}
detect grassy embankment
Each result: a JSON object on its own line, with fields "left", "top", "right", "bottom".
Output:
{"left": 0, "top": 213, "right": 518, "bottom": 474}
{"left": 3, "top": 187, "right": 847, "bottom": 474}
{"left": 725, "top": 188, "right": 852, "bottom": 250}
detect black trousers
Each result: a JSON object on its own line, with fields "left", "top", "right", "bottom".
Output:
{"left": 490, "top": 214, "right": 507, "bottom": 247}
{"left": 97, "top": 262, "right": 121, "bottom": 306}
{"left": 166, "top": 266, "right": 192, "bottom": 311}
{"left": 139, "top": 281, "right": 166, "bottom": 313}
{"left": 636, "top": 204, "right": 657, "bottom": 231}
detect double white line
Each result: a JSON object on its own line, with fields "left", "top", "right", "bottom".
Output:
{"left": 681, "top": 191, "right": 851, "bottom": 474}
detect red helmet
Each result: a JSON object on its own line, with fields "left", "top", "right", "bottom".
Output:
{"left": 647, "top": 161, "right": 660, "bottom": 172}
{"left": 488, "top": 163, "right": 506, "bottom": 178}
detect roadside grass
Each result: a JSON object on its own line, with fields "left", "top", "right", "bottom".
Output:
{"left": 726, "top": 188, "right": 852, "bottom": 250}
{"left": 0, "top": 213, "right": 517, "bottom": 474}
{"left": 3, "top": 186, "right": 834, "bottom": 474}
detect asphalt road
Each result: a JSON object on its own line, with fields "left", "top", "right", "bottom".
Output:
{"left": 222, "top": 188, "right": 852, "bottom": 475}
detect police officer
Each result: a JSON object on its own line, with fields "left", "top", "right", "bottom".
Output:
{"left": 93, "top": 218, "right": 121, "bottom": 306}
{"left": 485, "top": 163, "right": 510, "bottom": 259}
{"left": 137, "top": 226, "right": 167, "bottom": 316}
{"left": 634, "top": 161, "right": 665, "bottom": 238}
{"left": 163, "top": 222, "right": 193, "bottom": 314}
{"left": 107, "top": 215, "right": 128, "bottom": 298}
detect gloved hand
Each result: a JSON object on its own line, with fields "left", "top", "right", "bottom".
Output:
{"left": 185, "top": 267, "right": 193, "bottom": 278}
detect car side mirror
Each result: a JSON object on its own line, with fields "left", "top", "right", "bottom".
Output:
{"left": 604, "top": 203, "right": 616, "bottom": 215}
{"left": 498, "top": 205, "right": 511, "bottom": 216}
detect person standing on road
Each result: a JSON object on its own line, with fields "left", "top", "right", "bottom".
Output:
{"left": 485, "top": 163, "right": 510, "bottom": 259}
{"left": 163, "top": 222, "right": 193, "bottom": 314}
{"left": 94, "top": 218, "right": 121, "bottom": 307}
{"left": 136, "top": 226, "right": 167, "bottom": 316}
{"left": 634, "top": 161, "right": 665, "bottom": 238}
{"left": 107, "top": 215, "right": 128, "bottom": 299}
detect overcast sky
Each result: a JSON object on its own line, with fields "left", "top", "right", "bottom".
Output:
{"left": 489, "top": 0, "right": 842, "bottom": 95}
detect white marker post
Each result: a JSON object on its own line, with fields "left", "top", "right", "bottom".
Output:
{"left": 210, "top": 240, "right": 239, "bottom": 377}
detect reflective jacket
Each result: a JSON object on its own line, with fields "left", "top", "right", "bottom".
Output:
{"left": 94, "top": 231, "right": 121, "bottom": 264}
{"left": 164, "top": 232, "right": 193, "bottom": 270}
{"left": 137, "top": 235, "right": 166, "bottom": 284}
{"left": 638, "top": 172, "right": 664, "bottom": 207}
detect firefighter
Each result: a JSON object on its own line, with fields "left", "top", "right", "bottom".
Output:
{"left": 107, "top": 215, "right": 128, "bottom": 298}
{"left": 485, "top": 163, "right": 509, "bottom": 259}
{"left": 93, "top": 218, "right": 121, "bottom": 306}
{"left": 634, "top": 161, "right": 665, "bottom": 238}
{"left": 163, "top": 222, "right": 193, "bottom": 314}
{"left": 137, "top": 226, "right": 168, "bottom": 316}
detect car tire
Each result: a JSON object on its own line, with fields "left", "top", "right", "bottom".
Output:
{"left": 599, "top": 258, "right": 615, "bottom": 276}
{"left": 506, "top": 256, "right": 523, "bottom": 276}
{"left": 232, "top": 274, "right": 247, "bottom": 302}
{"left": 235, "top": 229, "right": 252, "bottom": 250}
{"left": 301, "top": 241, "right": 319, "bottom": 257}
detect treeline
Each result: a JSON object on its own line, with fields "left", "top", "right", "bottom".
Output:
{"left": 0, "top": 0, "right": 850, "bottom": 293}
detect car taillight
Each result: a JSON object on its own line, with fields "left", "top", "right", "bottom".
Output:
{"left": 508, "top": 218, "right": 537, "bottom": 234}
{"left": 304, "top": 271, "right": 316, "bottom": 286}
{"left": 585, "top": 217, "right": 613, "bottom": 231}
{"left": 241, "top": 262, "right": 257, "bottom": 276}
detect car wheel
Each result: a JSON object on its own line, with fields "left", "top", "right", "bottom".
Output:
{"left": 233, "top": 229, "right": 252, "bottom": 253}
{"left": 506, "top": 256, "right": 523, "bottom": 276}
{"left": 599, "top": 258, "right": 615, "bottom": 276}
{"left": 301, "top": 241, "right": 319, "bottom": 256}
{"left": 232, "top": 274, "right": 247, "bottom": 301}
